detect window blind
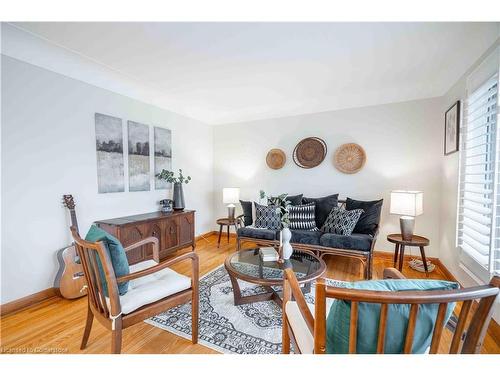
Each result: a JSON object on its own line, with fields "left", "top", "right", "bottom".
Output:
{"left": 458, "top": 72, "right": 500, "bottom": 277}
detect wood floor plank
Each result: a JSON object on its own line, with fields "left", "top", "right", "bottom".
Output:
{"left": 1, "top": 234, "right": 498, "bottom": 354}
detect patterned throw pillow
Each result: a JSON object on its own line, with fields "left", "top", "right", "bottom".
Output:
{"left": 321, "top": 207, "right": 364, "bottom": 235}
{"left": 254, "top": 202, "right": 281, "bottom": 230}
{"left": 289, "top": 203, "right": 318, "bottom": 231}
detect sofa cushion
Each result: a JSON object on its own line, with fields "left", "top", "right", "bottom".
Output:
{"left": 290, "top": 229, "right": 322, "bottom": 245}
{"left": 321, "top": 207, "right": 364, "bottom": 235}
{"left": 289, "top": 203, "right": 318, "bottom": 231}
{"left": 85, "top": 224, "right": 130, "bottom": 296}
{"left": 326, "top": 279, "right": 459, "bottom": 354}
{"left": 269, "top": 194, "right": 303, "bottom": 206}
{"left": 237, "top": 226, "right": 278, "bottom": 240}
{"left": 302, "top": 194, "right": 339, "bottom": 228}
{"left": 319, "top": 232, "right": 373, "bottom": 252}
{"left": 254, "top": 202, "right": 281, "bottom": 230}
{"left": 346, "top": 198, "right": 383, "bottom": 236}
{"left": 239, "top": 200, "right": 253, "bottom": 226}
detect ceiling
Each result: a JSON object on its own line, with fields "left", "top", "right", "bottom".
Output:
{"left": 12, "top": 22, "right": 499, "bottom": 124}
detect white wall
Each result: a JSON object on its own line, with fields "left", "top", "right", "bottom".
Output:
{"left": 213, "top": 98, "right": 444, "bottom": 256}
{"left": 1, "top": 56, "right": 214, "bottom": 304}
{"left": 439, "top": 39, "right": 500, "bottom": 322}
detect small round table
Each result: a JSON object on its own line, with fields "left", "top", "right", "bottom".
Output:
{"left": 387, "top": 234, "right": 430, "bottom": 275}
{"left": 216, "top": 217, "right": 240, "bottom": 248}
{"left": 224, "top": 248, "right": 326, "bottom": 306}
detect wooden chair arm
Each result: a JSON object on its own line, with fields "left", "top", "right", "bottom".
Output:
{"left": 236, "top": 214, "right": 245, "bottom": 227}
{"left": 283, "top": 268, "right": 315, "bottom": 335}
{"left": 117, "top": 251, "right": 199, "bottom": 283}
{"left": 383, "top": 267, "right": 406, "bottom": 280}
{"left": 124, "top": 236, "right": 159, "bottom": 262}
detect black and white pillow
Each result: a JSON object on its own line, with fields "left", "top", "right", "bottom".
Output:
{"left": 289, "top": 203, "right": 318, "bottom": 231}
{"left": 254, "top": 202, "right": 281, "bottom": 230}
{"left": 321, "top": 207, "right": 364, "bottom": 235}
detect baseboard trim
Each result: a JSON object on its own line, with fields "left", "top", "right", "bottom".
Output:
{"left": 1, "top": 287, "right": 57, "bottom": 317}
{"left": 195, "top": 231, "right": 217, "bottom": 242}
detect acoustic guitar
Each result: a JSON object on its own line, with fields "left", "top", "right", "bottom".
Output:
{"left": 54, "top": 195, "right": 87, "bottom": 299}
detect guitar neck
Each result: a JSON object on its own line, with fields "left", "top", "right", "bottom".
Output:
{"left": 69, "top": 209, "right": 79, "bottom": 234}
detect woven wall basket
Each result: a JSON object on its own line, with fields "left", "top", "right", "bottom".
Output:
{"left": 334, "top": 143, "right": 366, "bottom": 174}
{"left": 266, "top": 148, "right": 286, "bottom": 169}
{"left": 292, "top": 137, "right": 327, "bottom": 169}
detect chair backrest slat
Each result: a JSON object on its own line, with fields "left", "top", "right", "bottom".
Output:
{"left": 318, "top": 276, "right": 499, "bottom": 354}
{"left": 429, "top": 303, "right": 448, "bottom": 354}
{"left": 449, "top": 300, "right": 472, "bottom": 354}
{"left": 403, "top": 304, "right": 419, "bottom": 353}
{"left": 376, "top": 303, "right": 388, "bottom": 353}
{"left": 71, "top": 227, "right": 120, "bottom": 321}
{"left": 348, "top": 301, "right": 359, "bottom": 353}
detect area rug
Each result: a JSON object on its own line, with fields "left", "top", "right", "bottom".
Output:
{"left": 145, "top": 264, "right": 346, "bottom": 354}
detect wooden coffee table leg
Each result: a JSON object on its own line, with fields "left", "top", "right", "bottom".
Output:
{"left": 393, "top": 243, "right": 400, "bottom": 267}
{"left": 227, "top": 225, "right": 230, "bottom": 243}
{"left": 217, "top": 225, "right": 223, "bottom": 248}
{"left": 419, "top": 246, "right": 429, "bottom": 276}
{"left": 226, "top": 268, "right": 275, "bottom": 306}
{"left": 398, "top": 245, "right": 405, "bottom": 272}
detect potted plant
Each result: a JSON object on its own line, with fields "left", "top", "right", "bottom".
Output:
{"left": 260, "top": 190, "right": 293, "bottom": 260}
{"left": 157, "top": 169, "right": 191, "bottom": 211}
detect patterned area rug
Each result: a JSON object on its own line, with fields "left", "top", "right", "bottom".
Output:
{"left": 146, "top": 264, "right": 346, "bottom": 354}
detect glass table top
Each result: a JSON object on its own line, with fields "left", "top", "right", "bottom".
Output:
{"left": 226, "top": 248, "right": 324, "bottom": 282}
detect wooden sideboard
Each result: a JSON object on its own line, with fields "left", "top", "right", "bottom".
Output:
{"left": 95, "top": 210, "right": 195, "bottom": 264}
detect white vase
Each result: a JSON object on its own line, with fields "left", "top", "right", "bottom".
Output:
{"left": 281, "top": 228, "right": 293, "bottom": 260}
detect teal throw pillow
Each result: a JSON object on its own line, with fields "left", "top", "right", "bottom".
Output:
{"left": 326, "top": 279, "right": 459, "bottom": 354}
{"left": 85, "top": 225, "right": 130, "bottom": 296}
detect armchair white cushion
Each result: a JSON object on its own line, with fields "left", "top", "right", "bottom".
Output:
{"left": 285, "top": 298, "right": 335, "bottom": 354}
{"left": 106, "top": 260, "right": 191, "bottom": 314}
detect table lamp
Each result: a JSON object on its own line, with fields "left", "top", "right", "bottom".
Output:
{"left": 390, "top": 190, "right": 423, "bottom": 240}
{"left": 223, "top": 187, "right": 240, "bottom": 220}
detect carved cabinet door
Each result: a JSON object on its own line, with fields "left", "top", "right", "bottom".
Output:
{"left": 163, "top": 218, "right": 179, "bottom": 250}
{"left": 144, "top": 222, "right": 163, "bottom": 259}
{"left": 120, "top": 224, "right": 146, "bottom": 264}
{"left": 178, "top": 212, "right": 195, "bottom": 247}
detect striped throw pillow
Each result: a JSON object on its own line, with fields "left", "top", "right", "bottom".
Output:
{"left": 289, "top": 203, "right": 318, "bottom": 231}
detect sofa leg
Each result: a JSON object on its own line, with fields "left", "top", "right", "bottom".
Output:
{"left": 364, "top": 254, "right": 373, "bottom": 280}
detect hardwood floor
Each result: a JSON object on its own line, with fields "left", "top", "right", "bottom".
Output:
{"left": 1, "top": 234, "right": 498, "bottom": 354}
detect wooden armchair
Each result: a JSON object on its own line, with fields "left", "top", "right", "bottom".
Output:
{"left": 282, "top": 268, "right": 499, "bottom": 354}
{"left": 71, "top": 226, "right": 199, "bottom": 354}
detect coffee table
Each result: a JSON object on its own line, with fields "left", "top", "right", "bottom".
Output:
{"left": 224, "top": 248, "right": 326, "bottom": 306}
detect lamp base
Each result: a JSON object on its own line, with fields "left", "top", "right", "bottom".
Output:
{"left": 227, "top": 205, "right": 235, "bottom": 220}
{"left": 400, "top": 216, "right": 415, "bottom": 241}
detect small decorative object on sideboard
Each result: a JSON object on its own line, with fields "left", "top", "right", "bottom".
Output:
{"left": 390, "top": 190, "right": 423, "bottom": 241}
{"left": 223, "top": 187, "right": 240, "bottom": 219}
{"left": 159, "top": 199, "right": 173, "bottom": 213}
{"left": 157, "top": 169, "right": 191, "bottom": 211}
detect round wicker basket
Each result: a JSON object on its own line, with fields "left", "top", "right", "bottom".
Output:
{"left": 266, "top": 149, "right": 286, "bottom": 169}
{"left": 333, "top": 143, "right": 366, "bottom": 174}
{"left": 292, "top": 137, "right": 327, "bottom": 169}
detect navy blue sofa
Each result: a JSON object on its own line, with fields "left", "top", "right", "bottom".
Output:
{"left": 236, "top": 197, "right": 381, "bottom": 279}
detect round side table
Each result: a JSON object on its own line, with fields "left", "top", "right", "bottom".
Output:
{"left": 216, "top": 218, "right": 241, "bottom": 248}
{"left": 387, "top": 234, "right": 430, "bottom": 276}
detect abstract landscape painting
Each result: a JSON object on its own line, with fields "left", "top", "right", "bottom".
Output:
{"left": 128, "top": 121, "right": 150, "bottom": 191}
{"left": 154, "top": 126, "right": 172, "bottom": 190}
{"left": 95, "top": 113, "right": 125, "bottom": 193}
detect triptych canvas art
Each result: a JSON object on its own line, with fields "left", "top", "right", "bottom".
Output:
{"left": 95, "top": 113, "right": 172, "bottom": 193}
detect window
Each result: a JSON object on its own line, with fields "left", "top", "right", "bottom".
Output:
{"left": 457, "top": 49, "right": 500, "bottom": 282}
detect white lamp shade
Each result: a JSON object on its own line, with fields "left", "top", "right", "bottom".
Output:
{"left": 390, "top": 190, "right": 423, "bottom": 217}
{"left": 223, "top": 187, "right": 240, "bottom": 204}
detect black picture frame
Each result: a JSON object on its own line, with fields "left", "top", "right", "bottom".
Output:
{"left": 444, "top": 100, "right": 460, "bottom": 155}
